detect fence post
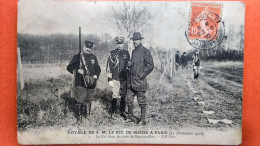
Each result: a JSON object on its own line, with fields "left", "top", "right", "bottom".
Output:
{"left": 170, "top": 49, "right": 173, "bottom": 78}
{"left": 173, "top": 50, "right": 176, "bottom": 76}
{"left": 17, "top": 47, "right": 24, "bottom": 90}
{"left": 159, "top": 59, "right": 170, "bottom": 84}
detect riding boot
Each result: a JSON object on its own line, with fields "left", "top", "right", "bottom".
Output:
{"left": 76, "top": 104, "right": 82, "bottom": 123}
{"left": 113, "top": 98, "right": 117, "bottom": 114}
{"left": 137, "top": 106, "right": 146, "bottom": 125}
{"left": 127, "top": 103, "right": 137, "bottom": 123}
{"left": 86, "top": 102, "right": 91, "bottom": 119}
{"left": 81, "top": 104, "right": 87, "bottom": 118}
{"left": 120, "top": 96, "right": 127, "bottom": 120}
{"left": 111, "top": 98, "right": 117, "bottom": 119}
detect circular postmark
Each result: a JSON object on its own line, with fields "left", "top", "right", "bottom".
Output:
{"left": 185, "top": 10, "right": 225, "bottom": 50}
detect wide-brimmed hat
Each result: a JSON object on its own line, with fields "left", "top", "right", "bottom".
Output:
{"left": 130, "top": 32, "right": 144, "bottom": 40}
{"left": 84, "top": 40, "right": 94, "bottom": 49}
{"left": 115, "top": 37, "right": 125, "bottom": 44}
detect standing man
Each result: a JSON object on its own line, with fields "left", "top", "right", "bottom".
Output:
{"left": 106, "top": 37, "right": 130, "bottom": 120}
{"left": 67, "top": 40, "right": 101, "bottom": 121}
{"left": 192, "top": 51, "right": 201, "bottom": 79}
{"left": 180, "top": 52, "right": 188, "bottom": 69}
{"left": 175, "top": 51, "right": 180, "bottom": 71}
{"left": 126, "top": 32, "right": 154, "bottom": 125}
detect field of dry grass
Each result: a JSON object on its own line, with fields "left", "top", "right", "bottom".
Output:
{"left": 17, "top": 61, "right": 243, "bottom": 132}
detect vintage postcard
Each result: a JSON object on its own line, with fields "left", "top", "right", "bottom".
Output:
{"left": 17, "top": 0, "right": 245, "bottom": 145}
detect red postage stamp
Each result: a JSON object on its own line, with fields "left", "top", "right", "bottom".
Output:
{"left": 186, "top": 2, "right": 225, "bottom": 50}
{"left": 188, "top": 2, "right": 223, "bottom": 40}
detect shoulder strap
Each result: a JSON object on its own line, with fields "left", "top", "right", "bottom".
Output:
{"left": 109, "top": 51, "right": 119, "bottom": 69}
{"left": 81, "top": 53, "right": 90, "bottom": 74}
{"left": 106, "top": 53, "right": 111, "bottom": 73}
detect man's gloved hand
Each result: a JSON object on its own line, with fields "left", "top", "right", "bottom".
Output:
{"left": 78, "top": 69, "right": 84, "bottom": 75}
{"left": 107, "top": 72, "right": 112, "bottom": 78}
{"left": 108, "top": 80, "right": 114, "bottom": 87}
{"left": 127, "top": 61, "right": 133, "bottom": 67}
{"left": 93, "top": 75, "right": 98, "bottom": 79}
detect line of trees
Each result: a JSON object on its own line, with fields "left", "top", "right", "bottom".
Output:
{"left": 18, "top": 33, "right": 117, "bottom": 64}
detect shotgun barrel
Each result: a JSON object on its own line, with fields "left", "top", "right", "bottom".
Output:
{"left": 71, "top": 27, "right": 81, "bottom": 98}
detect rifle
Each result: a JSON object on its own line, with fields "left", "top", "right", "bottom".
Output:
{"left": 71, "top": 27, "right": 81, "bottom": 97}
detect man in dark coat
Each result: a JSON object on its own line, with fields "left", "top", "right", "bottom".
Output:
{"left": 175, "top": 51, "right": 180, "bottom": 71}
{"left": 126, "top": 32, "right": 154, "bottom": 125}
{"left": 180, "top": 52, "right": 188, "bottom": 69}
{"left": 67, "top": 40, "right": 101, "bottom": 121}
{"left": 106, "top": 37, "right": 130, "bottom": 119}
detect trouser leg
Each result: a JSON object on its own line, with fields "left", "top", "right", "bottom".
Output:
{"left": 64, "top": 100, "right": 69, "bottom": 117}
{"left": 193, "top": 67, "right": 196, "bottom": 79}
{"left": 112, "top": 98, "right": 117, "bottom": 114}
{"left": 86, "top": 102, "right": 91, "bottom": 119}
{"left": 120, "top": 95, "right": 126, "bottom": 112}
{"left": 127, "top": 103, "right": 137, "bottom": 122}
{"left": 76, "top": 104, "right": 82, "bottom": 123}
{"left": 137, "top": 107, "right": 146, "bottom": 125}
{"left": 119, "top": 95, "right": 127, "bottom": 120}
{"left": 84, "top": 89, "right": 94, "bottom": 119}
{"left": 137, "top": 91, "right": 147, "bottom": 125}
{"left": 110, "top": 98, "right": 117, "bottom": 119}
{"left": 193, "top": 67, "right": 199, "bottom": 79}
{"left": 110, "top": 80, "right": 120, "bottom": 117}
{"left": 125, "top": 88, "right": 137, "bottom": 122}
{"left": 197, "top": 67, "right": 200, "bottom": 78}
{"left": 81, "top": 103, "right": 87, "bottom": 118}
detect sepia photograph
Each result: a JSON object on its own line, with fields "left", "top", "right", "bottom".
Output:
{"left": 17, "top": 0, "right": 244, "bottom": 144}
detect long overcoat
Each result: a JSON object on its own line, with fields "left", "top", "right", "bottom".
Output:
{"left": 129, "top": 44, "right": 154, "bottom": 91}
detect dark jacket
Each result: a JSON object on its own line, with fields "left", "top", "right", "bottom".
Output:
{"left": 129, "top": 44, "right": 154, "bottom": 91}
{"left": 175, "top": 53, "right": 180, "bottom": 65}
{"left": 106, "top": 48, "right": 130, "bottom": 81}
{"left": 67, "top": 53, "right": 101, "bottom": 89}
{"left": 180, "top": 55, "right": 188, "bottom": 67}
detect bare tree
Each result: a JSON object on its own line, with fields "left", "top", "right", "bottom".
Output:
{"left": 110, "top": 2, "right": 151, "bottom": 53}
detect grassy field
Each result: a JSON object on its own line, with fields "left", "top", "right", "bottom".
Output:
{"left": 17, "top": 61, "right": 243, "bottom": 131}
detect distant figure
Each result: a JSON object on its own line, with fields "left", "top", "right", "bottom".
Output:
{"left": 106, "top": 37, "right": 130, "bottom": 120}
{"left": 175, "top": 51, "right": 180, "bottom": 71}
{"left": 161, "top": 52, "right": 167, "bottom": 71}
{"left": 180, "top": 52, "right": 188, "bottom": 69}
{"left": 192, "top": 51, "right": 201, "bottom": 79}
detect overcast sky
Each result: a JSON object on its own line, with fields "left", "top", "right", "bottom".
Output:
{"left": 18, "top": 0, "right": 245, "bottom": 51}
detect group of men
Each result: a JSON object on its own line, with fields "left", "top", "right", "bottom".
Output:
{"left": 175, "top": 51, "right": 188, "bottom": 70}
{"left": 175, "top": 50, "right": 201, "bottom": 79}
{"left": 67, "top": 32, "right": 154, "bottom": 125}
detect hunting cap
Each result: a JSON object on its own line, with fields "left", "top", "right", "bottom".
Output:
{"left": 84, "top": 40, "right": 94, "bottom": 49}
{"left": 115, "top": 37, "right": 125, "bottom": 44}
{"left": 183, "top": 52, "right": 186, "bottom": 54}
{"left": 130, "top": 32, "right": 144, "bottom": 40}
